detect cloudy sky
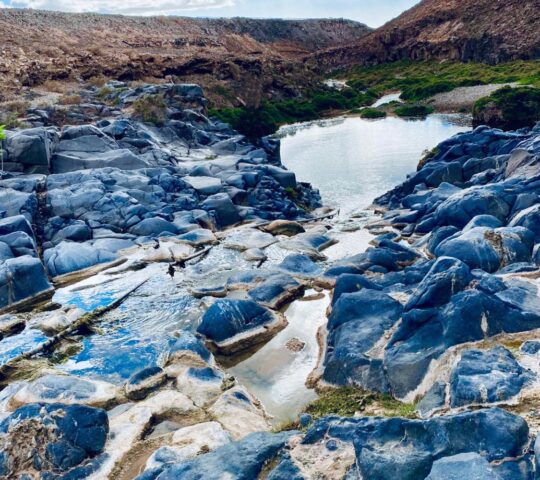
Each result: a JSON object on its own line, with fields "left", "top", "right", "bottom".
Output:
{"left": 0, "top": 0, "right": 420, "bottom": 27}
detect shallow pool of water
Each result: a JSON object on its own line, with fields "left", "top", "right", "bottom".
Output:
{"left": 279, "top": 113, "right": 471, "bottom": 214}
{"left": 229, "top": 290, "right": 330, "bottom": 425}
{"left": 228, "top": 113, "right": 472, "bottom": 420}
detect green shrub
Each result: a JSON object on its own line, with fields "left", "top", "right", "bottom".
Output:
{"left": 360, "top": 108, "right": 387, "bottom": 119}
{"left": 96, "top": 86, "right": 114, "bottom": 99}
{"left": 0, "top": 112, "right": 22, "bottom": 129}
{"left": 0, "top": 124, "right": 6, "bottom": 172}
{"left": 304, "top": 387, "right": 417, "bottom": 420}
{"left": 132, "top": 94, "right": 168, "bottom": 126}
{"left": 347, "top": 78, "right": 367, "bottom": 91}
{"left": 347, "top": 60, "right": 540, "bottom": 103}
{"left": 210, "top": 86, "right": 378, "bottom": 137}
{"left": 394, "top": 104, "right": 434, "bottom": 117}
{"left": 401, "top": 80, "right": 455, "bottom": 101}
{"left": 473, "top": 86, "right": 540, "bottom": 130}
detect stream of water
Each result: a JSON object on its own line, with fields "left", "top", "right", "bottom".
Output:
{"left": 228, "top": 113, "right": 472, "bottom": 423}
{"left": 42, "top": 112, "right": 473, "bottom": 425}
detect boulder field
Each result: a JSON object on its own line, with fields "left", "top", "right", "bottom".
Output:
{"left": 2, "top": 82, "right": 540, "bottom": 479}
{"left": 0, "top": 82, "right": 320, "bottom": 310}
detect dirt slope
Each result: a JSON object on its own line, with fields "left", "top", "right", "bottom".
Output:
{"left": 0, "top": 9, "right": 371, "bottom": 104}
{"left": 313, "top": 0, "right": 540, "bottom": 70}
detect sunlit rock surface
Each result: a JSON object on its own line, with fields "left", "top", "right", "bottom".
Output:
{"left": 3, "top": 79, "right": 540, "bottom": 480}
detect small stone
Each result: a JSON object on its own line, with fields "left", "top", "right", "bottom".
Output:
{"left": 521, "top": 340, "right": 540, "bottom": 355}
{"left": 263, "top": 220, "right": 305, "bottom": 237}
{"left": 286, "top": 338, "right": 306, "bottom": 352}
{"left": 325, "top": 439, "right": 338, "bottom": 451}
{"left": 299, "top": 413, "right": 312, "bottom": 428}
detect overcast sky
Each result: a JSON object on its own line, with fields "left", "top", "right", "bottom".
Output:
{"left": 1, "top": 0, "right": 420, "bottom": 27}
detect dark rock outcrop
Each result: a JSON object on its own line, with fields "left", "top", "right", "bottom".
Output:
{"left": 319, "top": 122, "right": 540, "bottom": 401}
{"left": 0, "top": 82, "right": 321, "bottom": 310}
{"left": 137, "top": 431, "right": 295, "bottom": 480}
{"left": 0, "top": 403, "right": 109, "bottom": 478}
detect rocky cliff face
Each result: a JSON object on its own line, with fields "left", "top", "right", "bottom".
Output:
{"left": 0, "top": 9, "right": 370, "bottom": 105}
{"left": 314, "top": 0, "right": 540, "bottom": 70}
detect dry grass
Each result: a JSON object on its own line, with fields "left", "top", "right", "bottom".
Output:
{"left": 87, "top": 45, "right": 102, "bottom": 56}
{"left": 58, "top": 94, "right": 82, "bottom": 105}
{"left": 132, "top": 94, "right": 168, "bottom": 125}
{"left": 0, "top": 100, "right": 30, "bottom": 114}
{"left": 87, "top": 75, "right": 110, "bottom": 88}
{"left": 42, "top": 80, "right": 69, "bottom": 93}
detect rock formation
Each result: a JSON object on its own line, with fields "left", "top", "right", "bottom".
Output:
{"left": 314, "top": 0, "right": 540, "bottom": 69}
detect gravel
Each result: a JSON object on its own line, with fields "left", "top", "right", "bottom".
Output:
{"left": 427, "top": 83, "right": 520, "bottom": 111}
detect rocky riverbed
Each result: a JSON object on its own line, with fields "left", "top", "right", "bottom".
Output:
{"left": 1, "top": 82, "right": 540, "bottom": 479}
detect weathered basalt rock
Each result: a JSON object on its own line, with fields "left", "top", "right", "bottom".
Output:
{"left": 0, "top": 403, "right": 109, "bottom": 478}
{"left": 0, "top": 82, "right": 321, "bottom": 309}
{"left": 324, "top": 123, "right": 540, "bottom": 402}
{"left": 449, "top": 346, "right": 533, "bottom": 407}
{"left": 298, "top": 408, "right": 529, "bottom": 480}
{"left": 137, "top": 431, "right": 295, "bottom": 480}
{"left": 197, "top": 299, "right": 286, "bottom": 354}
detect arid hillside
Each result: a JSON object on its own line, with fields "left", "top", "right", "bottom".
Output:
{"left": 0, "top": 9, "right": 371, "bottom": 105}
{"left": 314, "top": 0, "right": 540, "bottom": 70}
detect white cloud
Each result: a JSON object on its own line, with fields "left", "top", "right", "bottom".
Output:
{"left": 9, "top": 0, "right": 235, "bottom": 15}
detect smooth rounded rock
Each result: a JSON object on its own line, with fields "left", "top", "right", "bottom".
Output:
{"left": 125, "top": 366, "right": 167, "bottom": 401}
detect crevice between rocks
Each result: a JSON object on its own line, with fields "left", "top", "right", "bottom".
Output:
{"left": 33, "top": 176, "right": 49, "bottom": 269}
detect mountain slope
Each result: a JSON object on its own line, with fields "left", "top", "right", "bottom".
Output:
{"left": 314, "top": 0, "right": 540, "bottom": 70}
{"left": 0, "top": 9, "right": 371, "bottom": 104}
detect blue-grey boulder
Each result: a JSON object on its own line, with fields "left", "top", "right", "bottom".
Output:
{"left": 0, "top": 403, "right": 108, "bottom": 478}
{"left": 136, "top": 431, "right": 294, "bottom": 480}
{"left": 426, "top": 453, "right": 501, "bottom": 480}
{"left": 0, "top": 256, "right": 52, "bottom": 308}
{"left": 197, "top": 299, "right": 281, "bottom": 353}
{"left": 450, "top": 346, "right": 533, "bottom": 407}
{"left": 323, "top": 289, "right": 402, "bottom": 391}
{"left": 44, "top": 241, "right": 117, "bottom": 277}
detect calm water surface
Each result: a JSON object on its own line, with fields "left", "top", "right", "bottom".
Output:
{"left": 279, "top": 114, "right": 471, "bottom": 213}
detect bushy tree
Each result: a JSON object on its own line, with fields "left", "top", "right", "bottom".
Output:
{"left": 473, "top": 86, "right": 540, "bottom": 130}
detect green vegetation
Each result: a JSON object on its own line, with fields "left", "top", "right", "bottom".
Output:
{"left": 211, "top": 60, "right": 540, "bottom": 138}
{"left": 304, "top": 387, "right": 417, "bottom": 420}
{"left": 473, "top": 86, "right": 540, "bottom": 130}
{"left": 0, "top": 101, "right": 29, "bottom": 129}
{"left": 210, "top": 86, "right": 378, "bottom": 138}
{"left": 96, "top": 86, "right": 114, "bottom": 99}
{"left": 132, "top": 94, "right": 168, "bottom": 126}
{"left": 359, "top": 108, "right": 387, "bottom": 119}
{"left": 0, "top": 113, "right": 21, "bottom": 129}
{"left": 394, "top": 104, "right": 434, "bottom": 117}
{"left": 347, "top": 60, "right": 540, "bottom": 102}
{"left": 0, "top": 124, "right": 6, "bottom": 172}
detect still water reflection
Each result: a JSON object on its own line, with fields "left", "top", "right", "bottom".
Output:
{"left": 279, "top": 114, "right": 471, "bottom": 213}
